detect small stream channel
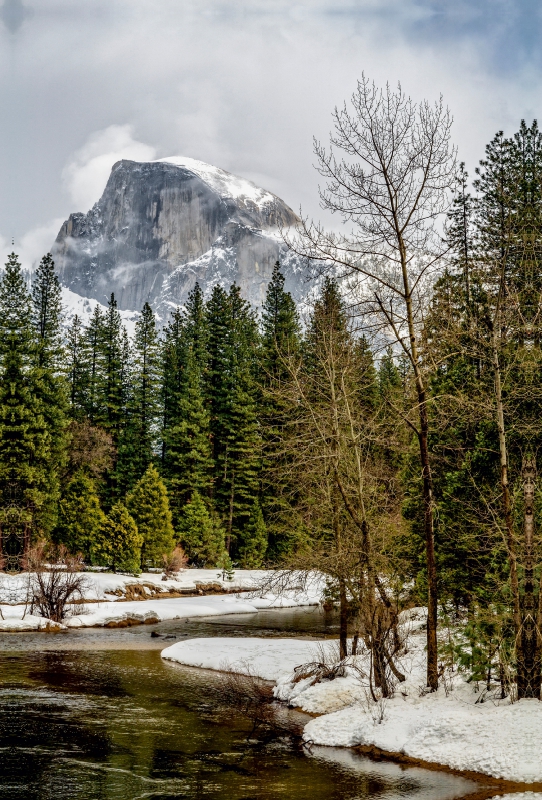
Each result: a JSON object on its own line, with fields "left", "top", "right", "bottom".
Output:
{"left": 0, "top": 608, "right": 510, "bottom": 799}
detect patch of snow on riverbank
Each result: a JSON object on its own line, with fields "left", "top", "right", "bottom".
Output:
{"left": 0, "top": 568, "right": 316, "bottom": 603}
{"left": 162, "top": 637, "right": 329, "bottom": 682}
{"left": 0, "top": 607, "right": 64, "bottom": 631}
{"left": 161, "top": 625, "right": 542, "bottom": 783}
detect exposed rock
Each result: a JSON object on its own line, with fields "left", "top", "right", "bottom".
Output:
{"left": 52, "top": 157, "right": 309, "bottom": 318}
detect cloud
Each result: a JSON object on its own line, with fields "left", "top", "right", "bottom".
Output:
{"left": 0, "top": 0, "right": 537, "bottom": 250}
{"left": 16, "top": 217, "right": 65, "bottom": 270}
{"left": 62, "top": 124, "right": 156, "bottom": 212}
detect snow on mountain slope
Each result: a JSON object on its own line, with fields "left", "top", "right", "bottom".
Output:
{"left": 52, "top": 157, "right": 309, "bottom": 319}
{"left": 155, "top": 157, "right": 276, "bottom": 209}
{"left": 61, "top": 286, "right": 138, "bottom": 336}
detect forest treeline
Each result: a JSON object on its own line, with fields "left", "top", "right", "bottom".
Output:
{"left": 2, "top": 102, "right": 542, "bottom": 696}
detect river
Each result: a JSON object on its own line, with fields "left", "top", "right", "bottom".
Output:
{"left": 0, "top": 607, "right": 492, "bottom": 799}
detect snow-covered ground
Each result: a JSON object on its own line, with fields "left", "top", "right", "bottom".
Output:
{"left": 0, "top": 568, "right": 272, "bottom": 603}
{"left": 162, "top": 637, "right": 323, "bottom": 681}
{"left": 161, "top": 616, "right": 542, "bottom": 784}
{"left": 0, "top": 569, "right": 320, "bottom": 630}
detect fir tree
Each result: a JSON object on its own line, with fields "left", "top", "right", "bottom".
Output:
{"left": 65, "top": 315, "right": 88, "bottom": 419}
{"left": 259, "top": 263, "right": 303, "bottom": 559}
{"left": 31, "top": 253, "right": 62, "bottom": 368}
{"left": 118, "top": 303, "right": 160, "bottom": 490}
{"left": 102, "top": 293, "right": 125, "bottom": 434}
{"left": 164, "top": 349, "right": 213, "bottom": 524}
{"left": 206, "top": 285, "right": 261, "bottom": 555}
{"left": 93, "top": 502, "right": 142, "bottom": 574}
{"left": 126, "top": 464, "right": 175, "bottom": 568}
{"left": 30, "top": 252, "right": 69, "bottom": 520}
{"left": 238, "top": 499, "right": 267, "bottom": 567}
{"left": 261, "top": 261, "right": 300, "bottom": 382}
{"left": 56, "top": 471, "right": 106, "bottom": 562}
{"left": 177, "top": 491, "right": 225, "bottom": 566}
{"left": 82, "top": 304, "right": 104, "bottom": 422}
{"left": 0, "top": 254, "right": 57, "bottom": 557}
{"left": 446, "top": 163, "right": 476, "bottom": 310}
{"left": 161, "top": 307, "right": 185, "bottom": 465}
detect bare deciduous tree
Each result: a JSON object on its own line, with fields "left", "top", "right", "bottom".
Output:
{"left": 288, "top": 77, "right": 456, "bottom": 690}
{"left": 265, "top": 283, "right": 407, "bottom": 694}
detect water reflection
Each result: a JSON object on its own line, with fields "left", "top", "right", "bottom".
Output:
{"left": 0, "top": 609, "right": 509, "bottom": 799}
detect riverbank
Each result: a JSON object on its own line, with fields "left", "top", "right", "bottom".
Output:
{"left": 161, "top": 619, "right": 542, "bottom": 785}
{"left": 0, "top": 569, "right": 321, "bottom": 629}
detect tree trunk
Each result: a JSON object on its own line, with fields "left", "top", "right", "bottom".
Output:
{"left": 339, "top": 578, "right": 348, "bottom": 660}
{"left": 401, "top": 248, "right": 438, "bottom": 692}
{"left": 519, "top": 456, "right": 540, "bottom": 698}
{"left": 226, "top": 469, "right": 235, "bottom": 555}
{"left": 491, "top": 330, "right": 521, "bottom": 648}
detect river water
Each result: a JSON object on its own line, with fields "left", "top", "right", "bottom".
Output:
{"left": 0, "top": 608, "right": 490, "bottom": 799}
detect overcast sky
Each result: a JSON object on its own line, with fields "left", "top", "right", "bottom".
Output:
{"left": 0, "top": 0, "right": 539, "bottom": 265}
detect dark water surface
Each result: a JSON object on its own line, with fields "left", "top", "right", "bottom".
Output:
{"left": 0, "top": 609, "right": 482, "bottom": 799}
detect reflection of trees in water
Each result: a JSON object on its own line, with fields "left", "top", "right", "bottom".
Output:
{"left": 0, "top": 648, "right": 472, "bottom": 799}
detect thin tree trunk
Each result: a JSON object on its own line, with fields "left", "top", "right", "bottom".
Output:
{"left": 226, "top": 469, "right": 235, "bottom": 555}
{"left": 490, "top": 330, "right": 521, "bottom": 648}
{"left": 519, "top": 456, "right": 540, "bottom": 698}
{"left": 401, "top": 247, "right": 439, "bottom": 692}
{"left": 339, "top": 578, "right": 348, "bottom": 660}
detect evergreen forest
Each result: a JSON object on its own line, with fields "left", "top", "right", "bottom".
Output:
{"left": 2, "top": 117, "right": 542, "bottom": 698}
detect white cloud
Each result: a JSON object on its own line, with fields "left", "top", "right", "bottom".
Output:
{"left": 17, "top": 217, "right": 65, "bottom": 271}
{"left": 62, "top": 124, "right": 156, "bottom": 212}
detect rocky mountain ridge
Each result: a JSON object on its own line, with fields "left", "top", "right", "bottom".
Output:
{"left": 52, "top": 157, "right": 309, "bottom": 320}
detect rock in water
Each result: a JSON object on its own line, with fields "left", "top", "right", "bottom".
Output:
{"left": 52, "top": 157, "right": 307, "bottom": 318}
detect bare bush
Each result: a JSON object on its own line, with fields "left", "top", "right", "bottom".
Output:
{"left": 22, "top": 541, "right": 89, "bottom": 622}
{"left": 162, "top": 546, "right": 188, "bottom": 579}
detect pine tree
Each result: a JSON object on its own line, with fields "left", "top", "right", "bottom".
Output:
{"left": 66, "top": 315, "right": 88, "bottom": 419}
{"left": 56, "top": 471, "right": 106, "bottom": 562}
{"left": 260, "top": 262, "right": 302, "bottom": 559}
{"left": 100, "top": 294, "right": 125, "bottom": 436}
{"left": 126, "top": 464, "right": 175, "bottom": 568}
{"left": 161, "top": 286, "right": 213, "bottom": 522}
{"left": 118, "top": 303, "right": 160, "bottom": 491}
{"left": 177, "top": 490, "right": 225, "bottom": 566}
{"left": 30, "top": 252, "right": 69, "bottom": 525}
{"left": 0, "top": 254, "right": 54, "bottom": 561}
{"left": 261, "top": 261, "right": 300, "bottom": 382}
{"left": 206, "top": 285, "right": 261, "bottom": 555}
{"left": 238, "top": 499, "right": 267, "bottom": 567}
{"left": 81, "top": 304, "right": 104, "bottom": 422}
{"left": 31, "top": 253, "right": 62, "bottom": 368}
{"left": 161, "top": 307, "right": 185, "bottom": 466}
{"left": 93, "top": 502, "right": 142, "bottom": 574}
{"left": 183, "top": 282, "right": 209, "bottom": 366}
{"left": 446, "top": 163, "right": 476, "bottom": 310}
{"left": 165, "top": 349, "right": 213, "bottom": 524}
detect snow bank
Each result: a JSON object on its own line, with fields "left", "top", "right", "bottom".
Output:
{"left": 160, "top": 628, "right": 542, "bottom": 784}
{"left": 0, "top": 568, "right": 273, "bottom": 604}
{"left": 161, "top": 637, "right": 326, "bottom": 681}
{"left": 0, "top": 569, "right": 321, "bottom": 627}
{"left": 64, "top": 588, "right": 318, "bottom": 629}
{"left": 0, "top": 608, "right": 63, "bottom": 631}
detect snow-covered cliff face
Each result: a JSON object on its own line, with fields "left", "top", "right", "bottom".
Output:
{"left": 52, "top": 157, "right": 308, "bottom": 318}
